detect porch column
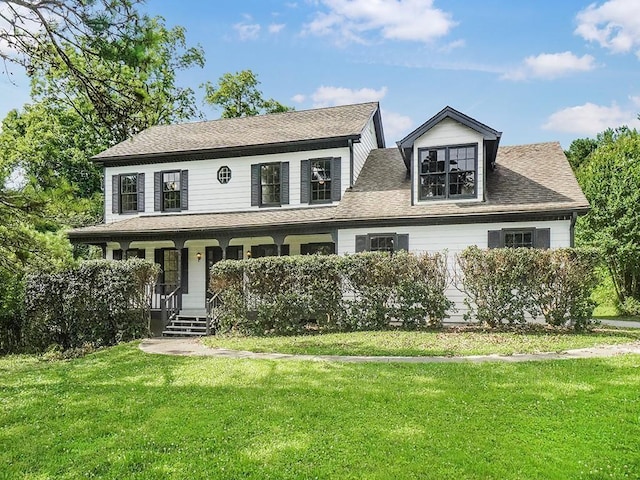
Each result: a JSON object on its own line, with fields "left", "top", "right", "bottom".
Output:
{"left": 173, "top": 238, "right": 185, "bottom": 290}
{"left": 217, "top": 236, "right": 230, "bottom": 260}
{"left": 118, "top": 240, "right": 130, "bottom": 255}
{"left": 330, "top": 229, "right": 338, "bottom": 253}
{"left": 271, "top": 233, "right": 286, "bottom": 256}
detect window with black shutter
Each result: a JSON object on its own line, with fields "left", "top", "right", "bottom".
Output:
{"left": 487, "top": 228, "right": 551, "bottom": 249}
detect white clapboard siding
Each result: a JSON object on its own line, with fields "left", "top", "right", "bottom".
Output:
{"left": 104, "top": 146, "right": 351, "bottom": 223}
{"left": 353, "top": 116, "right": 379, "bottom": 185}
{"left": 338, "top": 220, "right": 572, "bottom": 322}
{"left": 413, "top": 117, "right": 486, "bottom": 203}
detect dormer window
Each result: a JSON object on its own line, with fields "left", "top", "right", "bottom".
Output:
{"left": 419, "top": 144, "right": 477, "bottom": 200}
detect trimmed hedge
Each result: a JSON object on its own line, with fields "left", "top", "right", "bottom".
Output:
{"left": 457, "top": 246, "right": 600, "bottom": 330}
{"left": 24, "top": 259, "right": 160, "bottom": 351}
{"left": 210, "top": 251, "right": 453, "bottom": 336}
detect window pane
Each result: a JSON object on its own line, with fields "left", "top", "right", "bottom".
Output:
{"left": 370, "top": 235, "right": 394, "bottom": 252}
{"left": 120, "top": 174, "right": 137, "bottom": 212}
{"left": 504, "top": 231, "right": 534, "bottom": 248}
{"left": 311, "top": 159, "right": 332, "bottom": 202}
{"left": 260, "top": 163, "right": 281, "bottom": 204}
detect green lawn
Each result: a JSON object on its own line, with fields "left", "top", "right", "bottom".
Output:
{"left": 202, "top": 327, "right": 640, "bottom": 357}
{"left": 2, "top": 342, "right": 640, "bottom": 479}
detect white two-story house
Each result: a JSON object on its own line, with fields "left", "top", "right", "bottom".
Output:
{"left": 69, "top": 102, "right": 589, "bottom": 332}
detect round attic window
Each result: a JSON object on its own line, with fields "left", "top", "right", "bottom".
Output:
{"left": 217, "top": 166, "right": 232, "bottom": 184}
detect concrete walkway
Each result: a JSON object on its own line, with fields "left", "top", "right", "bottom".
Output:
{"left": 139, "top": 337, "right": 640, "bottom": 364}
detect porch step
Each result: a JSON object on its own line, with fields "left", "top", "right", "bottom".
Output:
{"left": 162, "top": 315, "right": 210, "bottom": 337}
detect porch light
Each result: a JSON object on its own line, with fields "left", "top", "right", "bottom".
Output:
{"left": 196, "top": 252, "right": 202, "bottom": 262}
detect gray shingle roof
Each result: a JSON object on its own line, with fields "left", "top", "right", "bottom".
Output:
{"left": 334, "top": 141, "right": 588, "bottom": 220}
{"left": 94, "top": 102, "right": 380, "bottom": 160}
{"left": 69, "top": 141, "right": 588, "bottom": 241}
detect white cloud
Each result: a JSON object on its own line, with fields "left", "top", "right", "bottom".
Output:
{"left": 543, "top": 102, "right": 640, "bottom": 135}
{"left": 575, "top": 0, "right": 640, "bottom": 56}
{"left": 381, "top": 110, "right": 413, "bottom": 141}
{"left": 268, "top": 23, "right": 285, "bottom": 34}
{"left": 502, "top": 52, "right": 596, "bottom": 81}
{"left": 291, "top": 94, "right": 306, "bottom": 103}
{"left": 233, "top": 22, "right": 261, "bottom": 40}
{"left": 310, "top": 85, "right": 388, "bottom": 107}
{"left": 302, "top": 0, "right": 456, "bottom": 46}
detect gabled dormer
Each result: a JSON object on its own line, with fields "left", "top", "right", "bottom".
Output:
{"left": 397, "top": 106, "right": 501, "bottom": 205}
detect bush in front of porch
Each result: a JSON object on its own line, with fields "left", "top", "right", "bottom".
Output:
{"left": 209, "top": 251, "right": 453, "bottom": 336}
{"left": 24, "top": 258, "right": 160, "bottom": 352}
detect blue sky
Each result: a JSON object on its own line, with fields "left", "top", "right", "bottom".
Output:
{"left": 2, "top": 0, "right": 640, "bottom": 148}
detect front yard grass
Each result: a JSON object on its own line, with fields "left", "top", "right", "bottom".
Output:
{"left": 2, "top": 342, "right": 640, "bottom": 479}
{"left": 202, "top": 326, "right": 640, "bottom": 357}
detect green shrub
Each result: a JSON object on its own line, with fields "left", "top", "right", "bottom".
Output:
{"left": 24, "top": 259, "right": 160, "bottom": 351}
{"left": 457, "top": 247, "right": 599, "bottom": 330}
{"left": 209, "top": 252, "right": 452, "bottom": 336}
{"left": 0, "top": 269, "right": 25, "bottom": 354}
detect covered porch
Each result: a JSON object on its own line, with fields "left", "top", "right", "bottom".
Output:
{"left": 69, "top": 209, "right": 341, "bottom": 336}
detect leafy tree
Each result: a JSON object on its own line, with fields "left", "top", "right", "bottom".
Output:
{"left": 203, "top": 70, "right": 292, "bottom": 118}
{"left": 565, "top": 137, "right": 599, "bottom": 171}
{"left": 576, "top": 128, "right": 640, "bottom": 309}
{"left": 1, "top": 1, "right": 205, "bottom": 141}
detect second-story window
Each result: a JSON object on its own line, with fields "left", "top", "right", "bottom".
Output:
{"left": 300, "top": 157, "right": 341, "bottom": 204}
{"left": 251, "top": 162, "right": 289, "bottom": 207}
{"left": 261, "top": 163, "right": 281, "bottom": 205}
{"left": 154, "top": 170, "right": 188, "bottom": 212}
{"left": 112, "top": 173, "right": 144, "bottom": 215}
{"left": 163, "top": 171, "right": 181, "bottom": 210}
{"left": 311, "top": 159, "right": 332, "bottom": 202}
{"left": 120, "top": 174, "right": 138, "bottom": 213}
{"left": 419, "top": 145, "right": 477, "bottom": 200}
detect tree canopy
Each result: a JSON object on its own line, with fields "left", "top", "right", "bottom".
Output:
{"left": 1, "top": 0, "right": 205, "bottom": 141}
{"left": 203, "top": 70, "right": 292, "bottom": 118}
{"left": 576, "top": 127, "right": 640, "bottom": 311}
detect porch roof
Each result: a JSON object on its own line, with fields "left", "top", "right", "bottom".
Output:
{"left": 68, "top": 206, "right": 339, "bottom": 242}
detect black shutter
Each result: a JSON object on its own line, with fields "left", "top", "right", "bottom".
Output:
{"left": 281, "top": 244, "right": 290, "bottom": 256}
{"left": 251, "top": 164, "right": 260, "bottom": 206}
{"left": 137, "top": 173, "right": 145, "bottom": 212}
{"left": 181, "top": 248, "right": 189, "bottom": 294}
{"left": 281, "top": 162, "right": 289, "bottom": 205}
{"left": 488, "top": 230, "right": 502, "bottom": 249}
{"left": 154, "top": 172, "right": 162, "bottom": 211}
{"left": 331, "top": 157, "right": 341, "bottom": 201}
{"left": 180, "top": 170, "right": 188, "bottom": 210}
{"left": 137, "top": 249, "right": 146, "bottom": 259}
{"left": 534, "top": 228, "right": 551, "bottom": 249}
{"left": 112, "top": 249, "right": 123, "bottom": 261}
{"left": 355, "top": 235, "right": 368, "bottom": 252}
{"left": 112, "top": 175, "right": 119, "bottom": 214}
{"left": 300, "top": 159, "right": 310, "bottom": 204}
{"left": 396, "top": 234, "right": 409, "bottom": 252}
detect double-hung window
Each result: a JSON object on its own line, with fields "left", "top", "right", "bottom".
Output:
{"left": 120, "top": 174, "right": 138, "bottom": 213}
{"left": 261, "top": 163, "right": 281, "bottom": 205}
{"left": 251, "top": 162, "right": 289, "bottom": 207}
{"left": 419, "top": 145, "right": 477, "bottom": 200}
{"left": 162, "top": 171, "right": 181, "bottom": 210}
{"left": 300, "top": 157, "right": 341, "bottom": 204}
{"left": 154, "top": 170, "right": 188, "bottom": 212}
{"left": 355, "top": 233, "right": 409, "bottom": 253}
{"left": 310, "top": 159, "right": 332, "bottom": 202}
{"left": 112, "top": 173, "right": 144, "bottom": 214}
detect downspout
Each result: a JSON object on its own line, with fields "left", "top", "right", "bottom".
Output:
{"left": 348, "top": 138, "right": 354, "bottom": 188}
{"left": 570, "top": 211, "right": 578, "bottom": 247}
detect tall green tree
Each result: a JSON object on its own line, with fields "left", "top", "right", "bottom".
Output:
{"left": 576, "top": 128, "right": 640, "bottom": 309}
{"left": 203, "top": 70, "right": 292, "bottom": 118}
{"left": 1, "top": 1, "right": 205, "bottom": 141}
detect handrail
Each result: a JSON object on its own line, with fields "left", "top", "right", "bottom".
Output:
{"left": 161, "top": 285, "right": 181, "bottom": 326}
{"left": 205, "top": 291, "right": 222, "bottom": 335}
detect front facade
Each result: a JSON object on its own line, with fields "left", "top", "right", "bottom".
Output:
{"left": 69, "top": 103, "right": 589, "bottom": 328}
